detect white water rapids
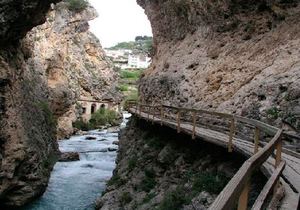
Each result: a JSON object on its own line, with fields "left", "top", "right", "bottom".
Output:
{"left": 21, "top": 112, "right": 131, "bottom": 210}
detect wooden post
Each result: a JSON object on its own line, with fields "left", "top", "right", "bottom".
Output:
{"left": 275, "top": 136, "right": 282, "bottom": 167}
{"left": 135, "top": 102, "right": 138, "bottom": 114}
{"left": 161, "top": 106, "right": 164, "bottom": 126}
{"left": 147, "top": 106, "right": 150, "bottom": 121}
{"left": 274, "top": 135, "right": 282, "bottom": 194}
{"left": 228, "top": 118, "right": 235, "bottom": 152}
{"left": 192, "top": 112, "right": 196, "bottom": 139}
{"left": 238, "top": 181, "right": 251, "bottom": 210}
{"left": 254, "top": 126, "right": 259, "bottom": 154}
{"left": 139, "top": 105, "right": 141, "bottom": 116}
{"left": 177, "top": 109, "right": 181, "bottom": 133}
{"left": 152, "top": 106, "right": 155, "bottom": 124}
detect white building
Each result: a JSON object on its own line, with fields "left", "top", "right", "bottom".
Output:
{"left": 105, "top": 49, "right": 151, "bottom": 69}
{"left": 128, "top": 54, "right": 151, "bottom": 69}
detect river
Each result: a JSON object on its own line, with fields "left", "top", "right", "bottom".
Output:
{"left": 21, "top": 112, "right": 131, "bottom": 210}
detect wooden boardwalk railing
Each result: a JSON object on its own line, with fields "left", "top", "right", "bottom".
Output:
{"left": 125, "top": 101, "right": 291, "bottom": 210}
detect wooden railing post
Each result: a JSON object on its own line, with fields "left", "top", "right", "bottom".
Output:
{"left": 139, "top": 105, "right": 141, "bottom": 116}
{"left": 274, "top": 134, "right": 282, "bottom": 194}
{"left": 192, "top": 112, "right": 196, "bottom": 139}
{"left": 152, "top": 106, "right": 155, "bottom": 124}
{"left": 177, "top": 109, "right": 181, "bottom": 133}
{"left": 228, "top": 118, "right": 235, "bottom": 152}
{"left": 135, "top": 102, "right": 138, "bottom": 114}
{"left": 147, "top": 106, "right": 150, "bottom": 121}
{"left": 238, "top": 181, "right": 250, "bottom": 210}
{"left": 254, "top": 126, "right": 259, "bottom": 154}
{"left": 161, "top": 106, "right": 164, "bottom": 126}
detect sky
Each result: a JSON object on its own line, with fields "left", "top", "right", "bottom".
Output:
{"left": 88, "top": 0, "right": 153, "bottom": 48}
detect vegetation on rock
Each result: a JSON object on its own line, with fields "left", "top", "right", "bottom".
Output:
{"left": 73, "top": 108, "right": 122, "bottom": 131}
{"left": 108, "top": 36, "right": 153, "bottom": 56}
{"left": 64, "top": 0, "right": 88, "bottom": 13}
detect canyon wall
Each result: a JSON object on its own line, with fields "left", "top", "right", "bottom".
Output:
{"left": 0, "top": 0, "right": 121, "bottom": 206}
{"left": 138, "top": 0, "right": 300, "bottom": 135}
{"left": 23, "top": 2, "right": 122, "bottom": 139}
{"left": 0, "top": 0, "right": 61, "bottom": 207}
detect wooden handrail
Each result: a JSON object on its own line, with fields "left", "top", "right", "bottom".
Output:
{"left": 125, "top": 101, "right": 285, "bottom": 210}
{"left": 129, "top": 102, "right": 279, "bottom": 134}
{"left": 208, "top": 130, "right": 283, "bottom": 210}
{"left": 251, "top": 161, "right": 286, "bottom": 210}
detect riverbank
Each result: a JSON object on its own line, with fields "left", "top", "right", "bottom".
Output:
{"left": 20, "top": 112, "right": 131, "bottom": 210}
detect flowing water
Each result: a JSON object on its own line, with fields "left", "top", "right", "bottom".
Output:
{"left": 21, "top": 112, "right": 131, "bottom": 210}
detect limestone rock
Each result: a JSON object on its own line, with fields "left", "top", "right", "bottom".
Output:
{"left": 0, "top": 0, "right": 60, "bottom": 45}
{"left": 59, "top": 152, "right": 80, "bottom": 162}
{"left": 107, "top": 127, "right": 119, "bottom": 133}
{"left": 22, "top": 2, "right": 122, "bottom": 139}
{"left": 107, "top": 147, "right": 118, "bottom": 152}
{"left": 138, "top": 0, "right": 300, "bottom": 136}
{"left": 0, "top": 1, "right": 61, "bottom": 207}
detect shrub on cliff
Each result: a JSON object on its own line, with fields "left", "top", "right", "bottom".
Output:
{"left": 64, "top": 0, "right": 88, "bottom": 13}
{"left": 72, "top": 120, "right": 97, "bottom": 131}
{"left": 73, "top": 108, "right": 122, "bottom": 131}
{"left": 90, "top": 108, "right": 122, "bottom": 126}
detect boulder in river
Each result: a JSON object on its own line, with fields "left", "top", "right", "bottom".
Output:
{"left": 82, "top": 164, "right": 94, "bottom": 168}
{"left": 112, "top": 141, "right": 119, "bottom": 145}
{"left": 74, "top": 130, "right": 90, "bottom": 136}
{"left": 86, "top": 136, "right": 97, "bottom": 140}
{"left": 98, "top": 138, "right": 108, "bottom": 141}
{"left": 59, "top": 152, "right": 80, "bottom": 162}
{"left": 107, "top": 126, "right": 119, "bottom": 133}
{"left": 108, "top": 147, "right": 118, "bottom": 152}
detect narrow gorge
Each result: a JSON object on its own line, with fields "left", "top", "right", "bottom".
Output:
{"left": 0, "top": 0, "right": 300, "bottom": 210}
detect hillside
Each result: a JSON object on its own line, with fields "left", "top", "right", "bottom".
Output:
{"left": 108, "top": 36, "right": 153, "bottom": 56}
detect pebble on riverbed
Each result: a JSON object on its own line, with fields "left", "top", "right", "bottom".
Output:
{"left": 59, "top": 152, "right": 80, "bottom": 162}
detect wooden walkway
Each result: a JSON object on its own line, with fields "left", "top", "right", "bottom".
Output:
{"left": 126, "top": 102, "right": 300, "bottom": 210}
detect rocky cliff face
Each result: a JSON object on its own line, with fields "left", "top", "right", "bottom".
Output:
{"left": 0, "top": 0, "right": 121, "bottom": 206}
{"left": 138, "top": 0, "right": 300, "bottom": 135}
{"left": 22, "top": 2, "right": 122, "bottom": 139}
{"left": 0, "top": 0, "right": 60, "bottom": 207}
